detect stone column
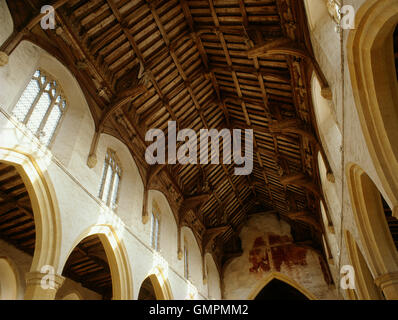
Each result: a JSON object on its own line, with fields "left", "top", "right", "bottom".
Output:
{"left": 375, "top": 272, "right": 398, "bottom": 300}
{"left": 24, "top": 271, "right": 65, "bottom": 300}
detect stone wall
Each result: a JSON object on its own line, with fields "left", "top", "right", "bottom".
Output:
{"left": 304, "top": 0, "right": 398, "bottom": 299}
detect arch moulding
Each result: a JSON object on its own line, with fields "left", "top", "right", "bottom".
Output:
{"left": 0, "top": 147, "right": 62, "bottom": 273}
{"left": 145, "top": 268, "right": 174, "bottom": 300}
{"left": 247, "top": 272, "right": 317, "bottom": 300}
{"left": 62, "top": 224, "right": 133, "bottom": 300}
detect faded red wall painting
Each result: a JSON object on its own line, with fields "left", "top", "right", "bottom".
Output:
{"left": 249, "top": 234, "right": 308, "bottom": 273}
{"left": 271, "top": 245, "right": 307, "bottom": 271}
{"left": 249, "top": 237, "right": 270, "bottom": 273}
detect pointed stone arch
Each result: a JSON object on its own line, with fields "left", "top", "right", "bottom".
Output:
{"left": 0, "top": 148, "right": 61, "bottom": 272}
{"left": 139, "top": 269, "right": 173, "bottom": 300}
{"left": 346, "top": 163, "right": 398, "bottom": 298}
{"left": 62, "top": 224, "right": 133, "bottom": 300}
{"left": 344, "top": 230, "right": 383, "bottom": 300}
{"left": 248, "top": 272, "right": 317, "bottom": 300}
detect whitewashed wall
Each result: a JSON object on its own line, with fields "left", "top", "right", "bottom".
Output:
{"left": 304, "top": 0, "right": 395, "bottom": 299}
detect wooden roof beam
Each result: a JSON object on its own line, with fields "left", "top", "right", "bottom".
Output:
{"left": 0, "top": 189, "right": 33, "bottom": 219}
{"left": 1, "top": 0, "right": 69, "bottom": 55}
{"left": 56, "top": 11, "right": 115, "bottom": 97}
{"left": 207, "top": 0, "right": 278, "bottom": 214}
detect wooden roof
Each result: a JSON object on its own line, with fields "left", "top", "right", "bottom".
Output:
{"left": 3, "top": 0, "right": 334, "bottom": 274}
{"left": 0, "top": 163, "right": 35, "bottom": 255}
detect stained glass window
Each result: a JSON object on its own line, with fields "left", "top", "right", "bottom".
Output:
{"left": 12, "top": 69, "right": 67, "bottom": 147}
{"left": 98, "top": 150, "right": 122, "bottom": 210}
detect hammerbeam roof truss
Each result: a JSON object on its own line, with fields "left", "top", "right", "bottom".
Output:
{"left": 4, "top": 0, "right": 332, "bottom": 268}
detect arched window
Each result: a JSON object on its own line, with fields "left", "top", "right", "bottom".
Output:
{"left": 150, "top": 211, "right": 160, "bottom": 251}
{"left": 312, "top": 75, "right": 342, "bottom": 172}
{"left": 184, "top": 242, "right": 189, "bottom": 280}
{"left": 12, "top": 69, "right": 67, "bottom": 147}
{"left": 98, "top": 149, "right": 122, "bottom": 210}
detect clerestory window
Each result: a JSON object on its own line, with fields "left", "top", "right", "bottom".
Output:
{"left": 12, "top": 69, "right": 67, "bottom": 147}
{"left": 98, "top": 149, "right": 122, "bottom": 210}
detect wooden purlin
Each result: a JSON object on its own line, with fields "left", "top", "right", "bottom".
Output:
{"left": 144, "top": 0, "right": 253, "bottom": 240}
{"left": 178, "top": 0, "right": 262, "bottom": 235}
{"left": 205, "top": 0, "right": 279, "bottom": 215}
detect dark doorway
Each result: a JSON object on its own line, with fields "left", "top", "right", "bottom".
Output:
{"left": 62, "top": 234, "right": 113, "bottom": 300}
{"left": 255, "top": 279, "right": 309, "bottom": 300}
{"left": 138, "top": 277, "right": 157, "bottom": 300}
